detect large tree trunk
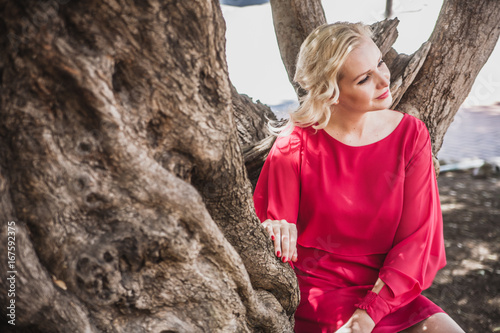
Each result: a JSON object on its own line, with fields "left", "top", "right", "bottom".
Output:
{"left": 0, "top": 0, "right": 297, "bottom": 332}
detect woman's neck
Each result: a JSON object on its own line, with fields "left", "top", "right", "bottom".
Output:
{"left": 326, "top": 107, "right": 374, "bottom": 138}
{"left": 323, "top": 108, "right": 400, "bottom": 147}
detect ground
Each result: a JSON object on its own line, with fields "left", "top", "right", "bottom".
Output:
{"left": 422, "top": 171, "right": 500, "bottom": 332}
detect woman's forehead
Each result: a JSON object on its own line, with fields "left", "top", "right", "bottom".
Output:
{"left": 341, "top": 38, "right": 381, "bottom": 80}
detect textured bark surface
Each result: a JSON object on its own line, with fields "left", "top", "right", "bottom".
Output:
{"left": 231, "top": 84, "right": 276, "bottom": 148}
{"left": 386, "top": 42, "right": 431, "bottom": 109}
{"left": 396, "top": 0, "right": 500, "bottom": 156}
{"left": 0, "top": 0, "right": 297, "bottom": 332}
{"left": 232, "top": 84, "right": 278, "bottom": 189}
{"left": 270, "top": 0, "right": 327, "bottom": 95}
{"left": 370, "top": 19, "right": 399, "bottom": 56}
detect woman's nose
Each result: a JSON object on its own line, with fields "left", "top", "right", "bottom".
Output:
{"left": 376, "top": 69, "right": 390, "bottom": 88}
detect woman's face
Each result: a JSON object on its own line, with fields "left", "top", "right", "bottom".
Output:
{"left": 335, "top": 37, "right": 392, "bottom": 113}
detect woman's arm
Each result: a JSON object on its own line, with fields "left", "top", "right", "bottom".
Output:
{"left": 353, "top": 125, "right": 446, "bottom": 325}
{"left": 334, "top": 278, "right": 385, "bottom": 333}
{"left": 253, "top": 131, "right": 303, "bottom": 262}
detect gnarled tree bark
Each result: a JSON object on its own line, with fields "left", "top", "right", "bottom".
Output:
{"left": 0, "top": 0, "right": 296, "bottom": 332}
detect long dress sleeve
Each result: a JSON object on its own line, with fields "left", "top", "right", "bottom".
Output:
{"left": 253, "top": 131, "right": 302, "bottom": 225}
{"left": 355, "top": 124, "right": 446, "bottom": 324}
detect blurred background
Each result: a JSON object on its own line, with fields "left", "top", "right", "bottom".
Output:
{"left": 220, "top": 0, "right": 500, "bottom": 165}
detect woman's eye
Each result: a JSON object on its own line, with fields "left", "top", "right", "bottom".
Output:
{"left": 358, "top": 76, "right": 369, "bottom": 85}
{"left": 378, "top": 60, "right": 385, "bottom": 67}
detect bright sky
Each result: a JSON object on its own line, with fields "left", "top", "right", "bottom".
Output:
{"left": 221, "top": 0, "right": 500, "bottom": 108}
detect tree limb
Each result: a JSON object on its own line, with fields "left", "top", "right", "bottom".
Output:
{"left": 396, "top": 0, "right": 500, "bottom": 155}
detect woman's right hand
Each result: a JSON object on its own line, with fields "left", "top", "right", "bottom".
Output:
{"left": 261, "top": 219, "right": 298, "bottom": 263}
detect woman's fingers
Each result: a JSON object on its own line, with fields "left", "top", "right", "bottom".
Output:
{"left": 262, "top": 220, "right": 275, "bottom": 240}
{"left": 289, "top": 224, "right": 298, "bottom": 262}
{"left": 272, "top": 223, "right": 282, "bottom": 257}
{"left": 280, "top": 220, "right": 290, "bottom": 262}
{"left": 291, "top": 248, "right": 298, "bottom": 262}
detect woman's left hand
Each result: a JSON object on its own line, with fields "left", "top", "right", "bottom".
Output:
{"left": 335, "top": 309, "right": 375, "bottom": 333}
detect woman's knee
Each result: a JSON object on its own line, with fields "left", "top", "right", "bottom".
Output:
{"left": 400, "top": 312, "right": 465, "bottom": 333}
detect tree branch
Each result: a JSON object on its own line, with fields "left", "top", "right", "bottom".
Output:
{"left": 396, "top": 0, "right": 500, "bottom": 155}
{"left": 270, "top": 0, "right": 327, "bottom": 96}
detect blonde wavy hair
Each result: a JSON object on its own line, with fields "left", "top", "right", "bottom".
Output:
{"left": 270, "top": 22, "right": 373, "bottom": 136}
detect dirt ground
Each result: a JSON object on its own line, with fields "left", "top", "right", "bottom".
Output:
{"left": 422, "top": 170, "right": 500, "bottom": 332}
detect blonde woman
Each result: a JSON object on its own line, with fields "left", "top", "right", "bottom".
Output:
{"left": 253, "top": 23, "right": 464, "bottom": 333}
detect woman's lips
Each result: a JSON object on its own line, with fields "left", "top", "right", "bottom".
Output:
{"left": 376, "top": 89, "right": 390, "bottom": 100}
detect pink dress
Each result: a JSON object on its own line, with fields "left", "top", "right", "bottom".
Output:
{"left": 253, "top": 111, "right": 446, "bottom": 332}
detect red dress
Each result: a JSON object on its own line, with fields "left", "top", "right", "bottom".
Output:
{"left": 253, "top": 111, "right": 446, "bottom": 332}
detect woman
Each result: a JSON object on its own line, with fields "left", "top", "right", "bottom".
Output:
{"left": 253, "top": 22, "right": 464, "bottom": 333}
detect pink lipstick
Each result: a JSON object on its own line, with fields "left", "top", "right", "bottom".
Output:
{"left": 376, "top": 89, "right": 390, "bottom": 100}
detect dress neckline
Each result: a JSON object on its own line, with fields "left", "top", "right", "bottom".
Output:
{"left": 320, "top": 112, "right": 407, "bottom": 148}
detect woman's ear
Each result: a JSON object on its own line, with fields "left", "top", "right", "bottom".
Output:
{"left": 329, "top": 93, "right": 340, "bottom": 105}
